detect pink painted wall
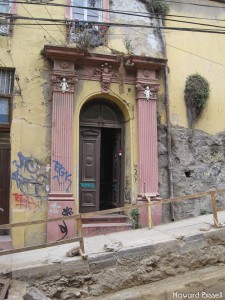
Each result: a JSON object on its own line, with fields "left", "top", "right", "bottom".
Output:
{"left": 47, "top": 200, "right": 76, "bottom": 242}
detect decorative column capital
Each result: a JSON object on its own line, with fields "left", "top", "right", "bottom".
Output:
{"left": 136, "top": 68, "right": 160, "bottom": 101}
{"left": 50, "top": 60, "right": 78, "bottom": 93}
{"left": 136, "top": 82, "right": 160, "bottom": 101}
{"left": 94, "top": 62, "right": 112, "bottom": 93}
{"left": 51, "top": 72, "right": 78, "bottom": 93}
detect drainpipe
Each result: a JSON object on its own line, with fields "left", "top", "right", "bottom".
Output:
{"left": 159, "top": 18, "right": 175, "bottom": 221}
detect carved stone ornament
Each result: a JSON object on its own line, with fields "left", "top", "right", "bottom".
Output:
{"left": 144, "top": 86, "right": 152, "bottom": 100}
{"left": 60, "top": 61, "right": 70, "bottom": 69}
{"left": 60, "top": 78, "right": 69, "bottom": 93}
{"left": 143, "top": 70, "right": 151, "bottom": 78}
{"left": 93, "top": 62, "right": 112, "bottom": 94}
{"left": 51, "top": 73, "right": 78, "bottom": 93}
{"left": 136, "top": 82, "right": 160, "bottom": 100}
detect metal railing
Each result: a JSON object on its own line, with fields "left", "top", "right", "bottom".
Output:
{"left": 0, "top": 14, "right": 14, "bottom": 36}
{"left": 67, "top": 21, "right": 109, "bottom": 47}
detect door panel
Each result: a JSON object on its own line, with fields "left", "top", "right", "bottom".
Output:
{"left": 0, "top": 148, "right": 10, "bottom": 225}
{"left": 79, "top": 128, "right": 101, "bottom": 213}
{"left": 112, "top": 130, "right": 121, "bottom": 208}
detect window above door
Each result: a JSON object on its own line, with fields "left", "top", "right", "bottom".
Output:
{"left": 0, "top": 69, "right": 14, "bottom": 131}
{"left": 0, "top": 0, "right": 16, "bottom": 36}
{"left": 71, "top": 0, "right": 103, "bottom": 22}
{"left": 80, "top": 100, "right": 123, "bottom": 128}
{"left": 67, "top": 0, "right": 109, "bottom": 47}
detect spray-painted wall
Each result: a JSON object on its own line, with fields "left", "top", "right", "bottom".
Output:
{"left": 0, "top": 0, "right": 164, "bottom": 247}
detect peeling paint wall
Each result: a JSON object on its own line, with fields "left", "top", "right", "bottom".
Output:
{"left": 108, "top": 0, "right": 164, "bottom": 57}
{"left": 0, "top": 0, "right": 164, "bottom": 247}
{"left": 1, "top": 1, "right": 66, "bottom": 247}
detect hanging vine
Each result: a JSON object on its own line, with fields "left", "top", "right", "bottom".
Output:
{"left": 118, "top": 55, "right": 125, "bottom": 94}
{"left": 184, "top": 73, "right": 210, "bottom": 128}
{"left": 139, "top": 0, "right": 170, "bottom": 17}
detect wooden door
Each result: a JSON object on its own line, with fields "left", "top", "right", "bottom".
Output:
{"left": 0, "top": 148, "right": 10, "bottom": 225}
{"left": 79, "top": 128, "right": 101, "bottom": 213}
{"left": 112, "top": 130, "right": 121, "bottom": 208}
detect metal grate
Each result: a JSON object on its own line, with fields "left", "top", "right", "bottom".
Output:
{"left": 0, "top": 69, "right": 14, "bottom": 95}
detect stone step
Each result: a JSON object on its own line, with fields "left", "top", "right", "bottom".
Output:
{"left": 82, "top": 222, "right": 133, "bottom": 237}
{"left": 81, "top": 214, "right": 130, "bottom": 224}
{"left": 0, "top": 235, "right": 13, "bottom": 250}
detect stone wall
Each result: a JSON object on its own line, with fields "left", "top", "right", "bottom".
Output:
{"left": 158, "top": 125, "right": 225, "bottom": 221}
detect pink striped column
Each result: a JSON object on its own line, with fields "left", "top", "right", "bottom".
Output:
{"left": 48, "top": 60, "right": 78, "bottom": 242}
{"left": 136, "top": 69, "right": 160, "bottom": 196}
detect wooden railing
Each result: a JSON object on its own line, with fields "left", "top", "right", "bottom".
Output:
{"left": 0, "top": 188, "right": 225, "bottom": 257}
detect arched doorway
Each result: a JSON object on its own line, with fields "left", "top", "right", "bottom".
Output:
{"left": 79, "top": 99, "right": 124, "bottom": 213}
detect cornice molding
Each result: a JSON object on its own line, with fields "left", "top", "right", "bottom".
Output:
{"left": 44, "top": 45, "right": 166, "bottom": 96}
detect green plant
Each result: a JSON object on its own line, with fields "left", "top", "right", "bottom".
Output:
{"left": 139, "top": 0, "right": 169, "bottom": 17}
{"left": 152, "top": 0, "right": 170, "bottom": 16}
{"left": 184, "top": 73, "right": 210, "bottom": 128}
{"left": 124, "top": 37, "right": 134, "bottom": 55}
{"left": 130, "top": 208, "right": 140, "bottom": 229}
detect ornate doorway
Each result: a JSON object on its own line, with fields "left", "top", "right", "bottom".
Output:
{"left": 79, "top": 100, "right": 124, "bottom": 213}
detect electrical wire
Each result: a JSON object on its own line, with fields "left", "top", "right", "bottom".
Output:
{"left": 165, "top": 0, "right": 225, "bottom": 9}
{"left": 1, "top": 1, "right": 225, "bottom": 68}
{"left": 19, "top": 2, "right": 59, "bottom": 44}
{"left": 2, "top": 15, "right": 225, "bottom": 34}
{"left": 43, "top": 5, "right": 66, "bottom": 39}
{"left": 5, "top": 0, "right": 225, "bottom": 22}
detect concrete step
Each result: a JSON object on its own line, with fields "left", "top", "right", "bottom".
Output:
{"left": 0, "top": 235, "right": 13, "bottom": 250}
{"left": 81, "top": 214, "right": 130, "bottom": 224}
{"left": 82, "top": 222, "right": 133, "bottom": 237}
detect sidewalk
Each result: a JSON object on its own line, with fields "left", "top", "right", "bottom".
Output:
{"left": 0, "top": 211, "right": 225, "bottom": 274}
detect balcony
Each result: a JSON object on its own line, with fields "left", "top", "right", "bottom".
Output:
{"left": 67, "top": 21, "right": 109, "bottom": 48}
{"left": 0, "top": 15, "right": 14, "bottom": 36}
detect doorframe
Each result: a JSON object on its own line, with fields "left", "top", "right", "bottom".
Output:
{"left": 0, "top": 135, "right": 11, "bottom": 232}
{"left": 79, "top": 99, "right": 125, "bottom": 212}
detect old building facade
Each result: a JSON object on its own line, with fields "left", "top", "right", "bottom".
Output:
{"left": 0, "top": 0, "right": 225, "bottom": 248}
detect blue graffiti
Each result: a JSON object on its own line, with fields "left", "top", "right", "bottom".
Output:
{"left": 12, "top": 152, "right": 49, "bottom": 198}
{"left": 52, "top": 160, "right": 72, "bottom": 193}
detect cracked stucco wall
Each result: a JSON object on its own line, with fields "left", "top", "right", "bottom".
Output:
{"left": 0, "top": 1, "right": 65, "bottom": 248}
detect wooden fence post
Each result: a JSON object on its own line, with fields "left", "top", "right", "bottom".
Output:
{"left": 77, "top": 215, "right": 85, "bottom": 255}
{"left": 210, "top": 191, "right": 218, "bottom": 226}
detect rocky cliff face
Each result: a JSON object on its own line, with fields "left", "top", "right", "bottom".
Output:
{"left": 158, "top": 125, "right": 225, "bottom": 221}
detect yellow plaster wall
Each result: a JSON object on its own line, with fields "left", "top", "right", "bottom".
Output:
{"left": 0, "top": 1, "right": 68, "bottom": 248}
{"left": 165, "top": 0, "right": 225, "bottom": 134}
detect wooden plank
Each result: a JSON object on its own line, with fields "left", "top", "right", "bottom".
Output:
{"left": 0, "top": 237, "right": 82, "bottom": 256}
{"left": 1, "top": 188, "right": 225, "bottom": 231}
{"left": 145, "top": 195, "right": 152, "bottom": 229}
{"left": 210, "top": 191, "right": 219, "bottom": 226}
{"left": 0, "top": 279, "right": 10, "bottom": 300}
{"left": 148, "top": 205, "right": 152, "bottom": 229}
{"left": 217, "top": 206, "right": 225, "bottom": 212}
{"left": 0, "top": 213, "right": 80, "bottom": 230}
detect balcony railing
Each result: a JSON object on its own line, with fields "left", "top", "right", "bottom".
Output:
{"left": 67, "top": 21, "right": 109, "bottom": 48}
{"left": 0, "top": 15, "right": 14, "bottom": 36}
